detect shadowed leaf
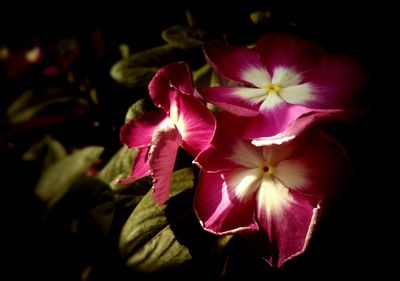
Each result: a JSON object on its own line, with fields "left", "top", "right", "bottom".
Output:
{"left": 35, "top": 146, "right": 104, "bottom": 208}
{"left": 119, "top": 168, "right": 195, "bottom": 272}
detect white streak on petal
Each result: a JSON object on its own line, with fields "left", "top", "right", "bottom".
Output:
{"left": 280, "top": 83, "right": 314, "bottom": 105}
{"left": 232, "top": 87, "right": 268, "bottom": 104}
{"left": 224, "top": 168, "right": 262, "bottom": 200}
{"left": 229, "top": 141, "right": 264, "bottom": 168}
{"left": 272, "top": 67, "right": 302, "bottom": 87}
{"left": 257, "top": 177, "right": 293, "bottom": 216}
{"left": 242, "top": 67, "right": 271, "bottom": 88}
{"left": 259, "top": 92, "right": 284, "bottom": 110}
{"left": 274, "top": 160, "right": 309, "bottom": 191}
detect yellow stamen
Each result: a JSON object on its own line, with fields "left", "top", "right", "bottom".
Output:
{"left": 258, "top": 162, "right": 274, "bottom": 177}
{"left": 265, "top": 83, "right": 281, "bottom": 94}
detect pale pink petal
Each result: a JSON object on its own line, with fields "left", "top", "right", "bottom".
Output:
{"left": 204, "top": 41, "right": 270, "bottom": 87}
{"left": 118, "top": 146, "right": 151, "bottom": 185}
{"left": 256, "top": 177, "right": 322, "bottom": 267}
{"left": 194, "top": 171, "right": 259, "bottom": 235}
{"left": 148, "top": 125, "right": 182, "bottom": 204}
{"left": 197, "top": 86, "right": 262, "bottom": 117}
{"left": 256, "top": 33, "right": 323, "bottom": 77}
{"left": 175, "top": 93, "right": 216, "bottom": 157}
{"left": 120, "top": 110, "right": 168, "bottom": 148}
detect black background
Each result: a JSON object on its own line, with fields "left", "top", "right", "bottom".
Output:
{"left": 1, "top": 0, "right": 395, "bottom": 279}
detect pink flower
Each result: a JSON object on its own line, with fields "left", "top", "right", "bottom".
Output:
{"left": 193, "top": 112, "right": 349, "bottom": 267}
{"left": 120, "top": 62, "right": 216, "bottom": 204}
{"left": 198, "top": 33, "right": 365, "bottom": 140}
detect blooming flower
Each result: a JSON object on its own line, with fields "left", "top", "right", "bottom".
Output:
{"left": 120, "top": 62, "right": 215, "bottom": 204}
{"left": 198, "top": 33, "right": 365, "bottom": 140}
{"left": 193, "top": 112, "right": 349, "bottom": 267}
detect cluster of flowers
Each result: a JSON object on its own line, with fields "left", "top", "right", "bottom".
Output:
{"left": 119, "top": 33, "right": 365, "bottom": 267}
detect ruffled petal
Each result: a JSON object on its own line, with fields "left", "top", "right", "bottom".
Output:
{"left": 118, "top": 146, "right": 151, "bottom": 185}
{"left": 194, "top": 171, "right": 259, "bottom": 235}
{"left": 175, "top": 93, "right": 216, "bottom": 157}
{"left": 148, "top": 125, "right": 182, "bottom": 204}
{"left": 120, "top": 110, "right": 168, "bottom": 148}
{"left": 256, "top": 33, "right": 323, "bottom": 77}
{"left": 256, "top": 177, "right": 322, "bottom": 267}
{"left": 197, "top": 86, "right": 262, "bottom": 117}
{"left": 204, "top": 41, "right": 270, "bottom": 87}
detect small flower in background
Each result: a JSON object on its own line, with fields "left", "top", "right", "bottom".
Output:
{"left": 198, "top": 33, "right": 366, "bottom": 140}
{"left": 193, "top": 112, "right": 349, "bottom": 267}
{"left": 120, "top": 62, "right": 215, "bottom": 204}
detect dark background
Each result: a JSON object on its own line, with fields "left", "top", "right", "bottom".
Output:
{"left": 1, "top": 0, "right": 394, "bottom": 279}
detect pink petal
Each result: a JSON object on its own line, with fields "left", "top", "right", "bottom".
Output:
{"left": 175, "top": 93, "right": 216, "bottom": 156}
{"left": 256, "top": 33, "right": 323, "bottom": 77}
{"left": 163, "top": 62, "right": 194, "bottom": 95}
{"left": 244, "top": 103, "right": 312, "bottom": 139}
{"left": 302, "top": 54, "right": 366, "bottom": 109}
{"left": 251, "top": 109, "right": 343, "bottom": 146}
{"left": 204, "top": 41, "right": 270, "bottom": 87}
{"left": 273, "top": 130, "right": 349, "bottom": 195}
{"left": 256, "top": 178, "right": 322, "bottom": 267}
{"left": 148, "top": 67, "right": 175, "bottom": 110}
{"left": 197, "top": 86, "right": 261, "bottom": 117}
{"left": 194, "top": 171, "right": 259, "bottom": 235}
{"left": 194, "top": 145, "right": 241, "bottom": 172}
{"left": 148, "top": 62, "right": 195, "bottom": 111}
{"left": 194, "top": 112, "right": 251, "bottom": 171}
{"left": 149, "top": 125, "right": 182, "bottom": 204}
{"left": 120, "top": 110, "right": 168, "bottom": 148}
{"left": 118, "top": 146, "right": 151, "bottom": 185}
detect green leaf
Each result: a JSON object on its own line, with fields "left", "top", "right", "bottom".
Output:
{"left": 22, "top": 135, "right": 67, "bottom": 169}
{"left": 7, "top": 90, "right": 75, "bottom": 124}
{"left": 250, "top": 11, "right": 272, "bottom": 24}
{"left": 193, "top": 64, "right": 211, "bottom": 87}
{"left": 35, "top": 146, "right": 104, "bottom": 208}
{"left": 67, "top": 177, "right": 115, "bottom": 238}
{"left": 98, "top": 146, "right": 138, "bottom": 189}
{"left": 110, "top": 45, "right": 182, "bottom": 88}
{"left": 161, "top": 25, "right": 205, "bottom": 49}
{"left": 119, "top": 168, "right": 195, "bottom": 272}
{"left": 124, "top": 98, "right": 153, "bottom": 123}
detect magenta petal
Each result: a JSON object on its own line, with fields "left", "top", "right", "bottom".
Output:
{"left": 303, "top": 54, "right": 366, "bottom": 109}
{"left": 273, "top": 130, "right": 349, "bottom": 195}
{"left": 244, "top": 103, "right": 312, "bottom": 139}
{"left": 118, "top": 146, "right": 151, "bottom": 185}
{"left": 256, "top": 183, "right": 321, "bottom": 267}
{"left": 163, "top": 62, "right": 194, "bottom": 95}
{"left": 251, "top": 110, "right": 343, "bottom": 146}
{"left": 149, "top": 125, "right": 182, "bottom": 204}
{"left": 204, "top": 41, "right": 269, "bottom": 86}
{"left": 175, "top": 93, "right": 216, "bottom": 157}
{"left": 194, "top": 145, "right": 241, "bottom": 172}
{"left": 120, "top": 110, "right": 168, "bottom": 148}
{"left": 256, "top": 33, "right": 323, "bottom": 76}
{"left": 197, "top": 86, "right": 261, "bottom": 117}
{"left": 148, "top": 67, "right": 174, "bottom": 110}
{"left": 194, "top": 171, "right": 259, "bottom": 234}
